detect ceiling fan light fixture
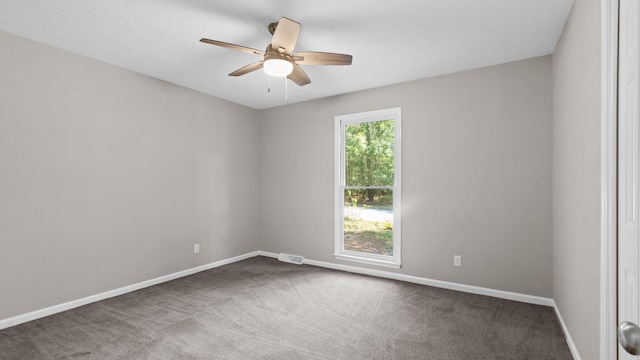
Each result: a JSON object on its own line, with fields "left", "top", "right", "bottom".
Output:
{"left": 263, "top": 58, "right": 293, "bottom": 77}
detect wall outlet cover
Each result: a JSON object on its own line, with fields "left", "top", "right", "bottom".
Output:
{"left": 454, "top": 255, "right": 461, "bottom": 267}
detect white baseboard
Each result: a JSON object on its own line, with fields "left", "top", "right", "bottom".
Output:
{"left": 1, "top": 250, "right": 557, "bottom": 333}
{"left": 266, "top": 252, "right": 578, "bottom": 356}
{"left": 259, "top": 251, "right": 554, "bottom": 307}
{"left": 553, "top": 301, "right": 581, "bottom": 360}
{"left": 0, "top": 251, "right": 262, "bottom": 330}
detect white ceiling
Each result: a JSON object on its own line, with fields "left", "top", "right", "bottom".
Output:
{"left": 0, "top": 0, "right": 573, "bottom": 110}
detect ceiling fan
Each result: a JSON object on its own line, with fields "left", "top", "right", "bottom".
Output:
{"left": 200, "top": 17, "right": 353, "bottom": 86}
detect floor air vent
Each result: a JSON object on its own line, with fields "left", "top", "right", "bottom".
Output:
{"left": 278, "top": 253, "right": 304, "bottom": 265}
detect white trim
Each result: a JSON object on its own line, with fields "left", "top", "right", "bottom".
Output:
{"left": 305, "top": 258, "right": 552, "bottom": 305}
{"left": 258, "top": 251, "right": 554, "bottom": 306}
{"left": 1, "top": 250, "right": 563, "bottom": 334}
{"left": 601, "top": 0, "right": 618, "bottom": 359}
{"left": 334, "top": 107, "right": 402, "bottom": 268}
{"left": 256, "top": 251, "right": 279, "bottom": 258}
{"left": 333, "top": 253, "right": 401, "bottom": 269}
{"left": 0, "top": 251, "right": 262, "bottom": 330}
{"left": 554, "top": 301, "right": 583, "bottom": 360}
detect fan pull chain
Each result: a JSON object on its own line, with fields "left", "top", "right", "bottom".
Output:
{"left": 265, "top": 75, "right": 288, "bottom": 104}
{"left": 285, "top": 77, "right": 288, "bottom": 103}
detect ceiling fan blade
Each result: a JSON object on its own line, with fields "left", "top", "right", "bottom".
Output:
{"left": 292, "top": 51, "right": 353, "bottom": 66}
{"left": 200, "top": 38, "right": 264, "bottom": 56}
{"left": 271, "top": 17, "right": 301, "bottom": 54}
{"left": 288, "top": 63, "right": 311, "bottom": 86}
{"left": 229, "top": 61, "right": 264, "bottom": 76}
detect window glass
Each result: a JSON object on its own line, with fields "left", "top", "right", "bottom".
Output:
{"left": 335, "top": 108, "right": 401, "bottom": 269}
{"left": 343, "top": 188, "right": 394, "bottom": 255}
{"left": 344, "top": 120, "right": 395, "bottom": 187}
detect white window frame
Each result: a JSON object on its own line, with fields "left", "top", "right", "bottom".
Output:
{"left": 334, "top": 107, "right": 401, "bottom": 269}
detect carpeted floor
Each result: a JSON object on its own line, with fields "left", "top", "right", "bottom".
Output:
{"left": 0, "top": 256, "right": 572, "bottom": 359}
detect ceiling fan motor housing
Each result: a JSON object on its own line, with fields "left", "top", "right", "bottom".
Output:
{"left": 200, "top": 17, "right": 352, "bottom": 86}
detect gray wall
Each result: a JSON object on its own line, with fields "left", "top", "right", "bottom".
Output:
{"left": 0, "top": 28, "right": 556, "bottom": 323}
{"left": 552, "top": 0, "right": 602, "bottom": 358}
{"left": 259, "top": 56, "right": 554, "bottom": 297}
{"left": 0, "top": 31, "right": 261, "bottom": 319}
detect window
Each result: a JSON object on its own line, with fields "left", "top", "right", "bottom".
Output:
{"left": 334, "top": 107, "right": 401, "bottom": 268}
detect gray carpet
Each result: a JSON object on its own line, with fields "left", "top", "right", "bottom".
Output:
{"left": 0, "top": 256, "right": 572, "bottom": 359}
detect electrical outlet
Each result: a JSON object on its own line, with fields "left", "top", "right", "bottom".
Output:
{"left": 454, "top": 255, "right": 461, "bottom": 267}
{"left": 194, "top": 244, "right": 200, "bottom": 254}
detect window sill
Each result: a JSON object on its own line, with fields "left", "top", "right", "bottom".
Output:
{"left": 333, "top": 253, "right": 401, "bottom": 269}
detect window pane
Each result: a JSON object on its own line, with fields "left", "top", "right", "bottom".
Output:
{"left": 343, "top": 188, "right": 393, "bottom": 255}
{"left": 345, "top": 120, "right": 394, "bottom": 186}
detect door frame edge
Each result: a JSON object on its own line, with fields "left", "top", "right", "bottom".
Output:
{"left": 601, "top": 0, "right": 618, "bottom": 358}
